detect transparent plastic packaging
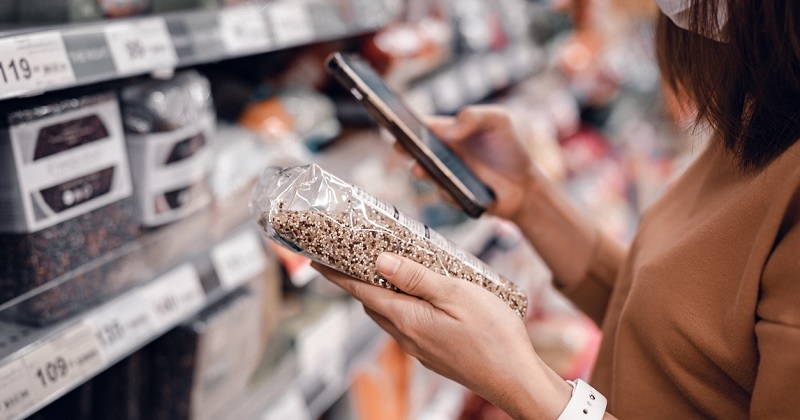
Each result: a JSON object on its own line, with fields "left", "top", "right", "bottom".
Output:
{"left": 251, "top": 164, "right": 527, "bottom": 318}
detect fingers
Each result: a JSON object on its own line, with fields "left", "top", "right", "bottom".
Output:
{"left": 375, "top": 253, "right": 458, "bottom": 304}
{"left": 432, "top": 106, "right": 507, "bottom": 141}
{"left": 311, "top": 262, "right": 424, "bottom": 316}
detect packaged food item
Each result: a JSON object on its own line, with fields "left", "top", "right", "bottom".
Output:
{"left": 0, "top": 2, "right": 17, "bottom": 23}
{"left": 0, "top": 92, "right": 132, "bottom": 233}
{"left": 147, "top": 287, "right": 264, "bottom": 420}
{"left": 210, "top": 124, "right": 309, "bottom": 204}
{"left": 239, "top": 87, "right": 341, "bottom": 151}
{"left": 19, "top": 0, "right": 150, "bottom": 22}
{"left": 92, "top": 351, "right": 149, "bottom": 420}
{"left": 121, "top": 71, "right": 216, "bottom": 227}
{"left": 0, "top": 92, "right": 139, "bottom": 307}
{"left": 251, "top": 164, "right": 528, "bottom": 318}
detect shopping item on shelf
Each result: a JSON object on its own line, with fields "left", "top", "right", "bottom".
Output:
{"left": 0, "top": 2, "right": 16, "bottom": 22}
{"left": 0, "top": 92, "right": 132, "bottom": 233}
{"left": 91, "top": 351, "right": 149, "bottom": 420}
{"left": 147, "top": 287, "right": 265, "bottom": 420}
{"left": 1, "top": 193, "right": 256, "bottom": 325}
{"left": 19, "top": 0, "right": 150, "bottom": 22}
{"left": 239, "top": 87, "right": 341, "bottom": 151}
{"left": 0, "top": 92, "right": 140, "bottom": 306}
{"left": 121, "top": 71, "right": 216, "bottom": 227}
{"left": 251, "top": 164, "right": 528, "bottom": 318}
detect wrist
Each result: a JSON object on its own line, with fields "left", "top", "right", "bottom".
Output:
{"left": 504, "top": 356, "right": 573, "bottom": 420}
{"left": 507, "top": 168, "right": 547, "bottom": 226}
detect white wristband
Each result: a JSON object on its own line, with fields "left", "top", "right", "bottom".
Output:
{"left": 556, "top": 379, "right": 607, "bottom": 420}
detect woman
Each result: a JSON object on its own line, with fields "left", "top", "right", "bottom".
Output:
{"left": 314, "top": 0, "right": 800, "bottom": 417}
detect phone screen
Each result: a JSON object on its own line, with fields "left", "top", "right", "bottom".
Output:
{"left": 337, "top": 54, "right": 495, "bottom": 216}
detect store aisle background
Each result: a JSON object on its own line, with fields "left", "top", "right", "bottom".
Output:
{"left": 0, "top": 0, "right": 697, "bottom": 419}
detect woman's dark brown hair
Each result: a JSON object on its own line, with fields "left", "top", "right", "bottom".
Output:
{"left": 656, "top": 0, "right": 800, "bottom": 171}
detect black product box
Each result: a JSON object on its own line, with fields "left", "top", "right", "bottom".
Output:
{"left": 0, "top": 92, "right": 139, "bottom": 308}
{"left": 121, "top": 71, "right": 216, "bottom": 228}
{"left": 92, "top": 350, "right": 149, "bottom": 420}
{"left": 147, "top": 287, "right": 265, "bottom": 420}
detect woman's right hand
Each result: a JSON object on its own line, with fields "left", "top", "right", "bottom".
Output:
{"left": 414, "top": 105, "right": 539, "bottom": 221}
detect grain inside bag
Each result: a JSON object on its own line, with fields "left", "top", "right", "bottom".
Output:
{"left": 251, "top": 164, "right": 527, "bottom": 318}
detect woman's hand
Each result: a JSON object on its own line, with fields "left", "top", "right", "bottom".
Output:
{"left": 312, "top": 254, "right": 572, "bottom": 419}
{"left": 411, "top": 105, "right": 539, "bottom": 222}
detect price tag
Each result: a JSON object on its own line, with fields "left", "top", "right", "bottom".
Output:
{"left": 88, "top": 292, "right": 157, "bottom": 361}
{"left": 261, "top": 387, "right": 310, "bottom": 420}
{"left": 105, "top": 18, "right": 178, "bottom": 75}
{"left": 21, "top": 322, "right": 104, "bottom": 403}
{"left": 218, "top": 7, "right": 272, "bottom": 54}
{"left": 211, "top": 230, "right": 269, "bottom": 290}
{"left": 268, "top": 2, "right": 315, "bottom": 46}
{"left": 432, "top": 73, "right": 463, "bottom": 114}
{"left": 0, "top": 31, "right": 76, "bottom": 99}
{"left": 0, "top": 359, "right": 39, "bottom": 420}
{"left": 142, "top": 264, "right": 205, "bottom": 331}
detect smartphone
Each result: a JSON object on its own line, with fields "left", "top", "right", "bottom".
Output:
{"left": 325, "top": 52, "right": 495, "bottom": 218}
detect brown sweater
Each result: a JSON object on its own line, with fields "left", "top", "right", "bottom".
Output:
{"left": 560, "top": 140, "right": 800, "bottom": 418}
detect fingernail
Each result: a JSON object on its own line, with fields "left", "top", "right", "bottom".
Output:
{"left": 377, "top": 253, "right": 401, "bottom": 277}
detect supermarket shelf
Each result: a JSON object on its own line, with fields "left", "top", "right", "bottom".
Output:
{"left": 0, "top": 225, "right": 271, "bottom": 420}
{"left": 403, "top": 42, "right": 547, "bottom": 116}
{"left": 0, "top": 0, "right": 402, "bottom": 101}
{"left": 224, "top": 300, "right": 388, "bottom": 420}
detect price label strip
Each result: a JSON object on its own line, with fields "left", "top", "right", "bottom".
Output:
{"left": 0, "top": 360, "right": 38, "bottom": 420}
{"left": 142, "top": 263, "right": 206, "bottom": 331}
{"left": 0, "top": 31, "right": 76, "bottom": 99}
{"left": 104, "top": 18, "right": 178, "bottom": 76}
{"left": 218, "top": 6, "right": 272, "bottom": 54}
{"left": 267, "top": 2, "right": 315, "bottom": 46}
{"left": 211, "top": 230, "right": 269, "bottom": 290}
{"left": 88, "top": 292, "right": 158, "bottom": 362}
{"left": 20, "top": 322, "right": 105, "bottom": 415}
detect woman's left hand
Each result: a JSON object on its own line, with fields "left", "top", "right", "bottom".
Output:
{"left": 312, "top": 253, "right": 572, "bottom": 420}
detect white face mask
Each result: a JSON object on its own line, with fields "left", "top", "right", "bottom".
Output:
{"left": 656, "top": 0, "right": 727, "bottom": 41}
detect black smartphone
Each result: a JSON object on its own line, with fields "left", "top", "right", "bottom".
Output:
{"left": 325, "top": 52, "right": 495, "bottom": 218}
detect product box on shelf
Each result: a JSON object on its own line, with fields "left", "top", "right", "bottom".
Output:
{"left": 91, "top": 351, "right": 149, "bottom": 420}
{"left": 0, "top": 92, "right": 140, "bottom": 307}
{"left": 147, "top": 287, "right": 265, "bottom": 420}
{"left": 0, "top": 92, "right": 132, "bottom": 233}
{"left": 121, "top": 71, "right": 216, "bottom": 227}
{"left": 0, "top": 180, "right": 256, "bottom": 325}
{"left": 19, "top": 0, "right": 151, "bottom": 22}
{"left": 0, "top": 1, "right": 16, "bottom": 23}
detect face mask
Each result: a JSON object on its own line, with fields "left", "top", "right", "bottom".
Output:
{"left": 656, "top": 0, "right": 727, "bottom": 41}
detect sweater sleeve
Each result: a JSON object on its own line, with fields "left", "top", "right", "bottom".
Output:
{"left": 554, "top": 229, "right": 626, "bottom": 326}
{"left": 751, "top": 222, "right": 800, "bottom": 418}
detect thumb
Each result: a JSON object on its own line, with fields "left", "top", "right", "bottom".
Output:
{"left": 376, "top": 253, "right": 455, "bottom": 303}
